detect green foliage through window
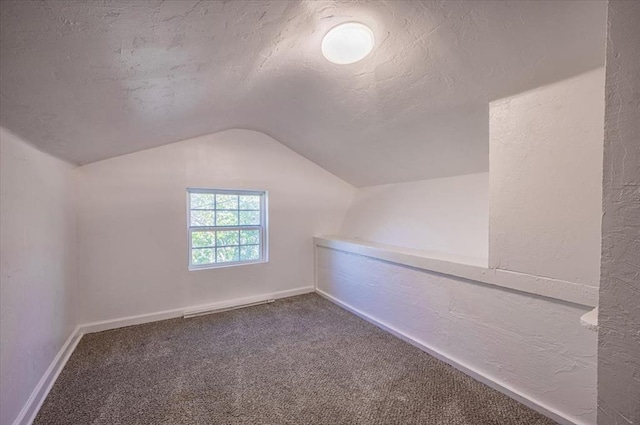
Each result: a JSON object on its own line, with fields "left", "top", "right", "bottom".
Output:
{"left": 188, "top": 190, "right": 265, "bottom": 268}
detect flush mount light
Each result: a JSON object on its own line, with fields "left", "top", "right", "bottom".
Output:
{"left": 322, "top": 22, "right": 375, "bottom": 65}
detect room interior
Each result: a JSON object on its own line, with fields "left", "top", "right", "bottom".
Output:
{"left": 0, "top": 1, "right": 638, "bottom": 425}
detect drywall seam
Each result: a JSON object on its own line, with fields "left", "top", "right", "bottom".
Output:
{"left": 315, "top": 236, "right": 598, "bottom": 307}
{"left": 315, "top": 288, "right": 581, "bottom": 425}
{"left": 11, "top": 327, "right": 83, "bottom": 425}
{"left": 79, "top": 286, "right": 314, "bottom": 334}
{"left": 488, "top": 68, "right": 604, "bottom": 286}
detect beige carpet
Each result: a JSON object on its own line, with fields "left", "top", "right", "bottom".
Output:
{"left": 35, "top": 294, "right": 556, "bottom": 424}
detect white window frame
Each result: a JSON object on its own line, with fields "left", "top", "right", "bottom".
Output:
{"left": 187, "top": 188, "right": 268, "bottom": 270}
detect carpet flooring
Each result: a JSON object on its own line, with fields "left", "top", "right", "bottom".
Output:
{"left": 35, "top": 294, "right": 556, "bottom": 424}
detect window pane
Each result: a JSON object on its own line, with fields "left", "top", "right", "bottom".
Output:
{"left": 240, "top": 245, "right": 260, "bottom": 261}
{"left": 192, "top": 231, "right": 215, "bottom": 248}
{"left": 188, "top": 189, "right": 265, "bottom": 268}
{"left": 192, "top": 248, "right": 215, "bottom": 265}
{"left": 216, "top": 211, "right": 238, "bottom": 226}
{"left": 239, "top": 210, "right": 260, "bottom": 225}
{"left": 217, "top": 247, "right": 239, "bottom": 263}
{"left": 191, "top": 210, "right": 215, "bottom": 227}
{"left": 216, "top": 230, "right": 239, "bottom": 247}
{"left": 239, "top": 195, "right": 260, "bottom": 210}
{"left": 190, "top": 193, "right": 215, "bottom": 209}
{"left": 240, "top": 229, "right": 260, "bottom": 245}
{"left": 216, "top": 194, "right": 238, "bottom": 210}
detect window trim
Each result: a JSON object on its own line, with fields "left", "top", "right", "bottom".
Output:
{"left": 187, "top": 188, "right": 268, "bottom": 271}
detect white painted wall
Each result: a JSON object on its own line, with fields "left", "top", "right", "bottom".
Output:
{"left": 598, "top": 2, "right": 640, "bottom": 423}
{"left": 0, "top": 128, "right": 78, "bottom": 425}
{"left": 489, "top": 68, "right": 605, "bottom": 286}
{"left": 339, "top": 173, "right": 489, "bottom": 264}
{"left": 322, "top": 69, "right": 607, "bottom": 425}
{"left": 316, "top": 247, "right": 597, "bottom": 425}
{"left": 77, "top": 129, "right": 355, "bottom": 323}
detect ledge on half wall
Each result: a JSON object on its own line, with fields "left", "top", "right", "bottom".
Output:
{"left": 315, "top": 235, "right": 598, "bottom": 308}
{"left": 580, "top": 307, "right": 598, "bottom": 332}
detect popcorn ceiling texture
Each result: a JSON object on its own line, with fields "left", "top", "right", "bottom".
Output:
{"left": 0, "top": 0, "right": 605, "bottom": 186}
{"left": 34, "top": 294, "right": 555, "bottom": 425}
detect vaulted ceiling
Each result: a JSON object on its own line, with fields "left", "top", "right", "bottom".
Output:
{"left": 0, "top": 0, "right": 606, "bottom": 186}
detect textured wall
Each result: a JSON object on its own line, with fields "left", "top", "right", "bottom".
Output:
{"left": 77, "top": 129, "right": 355, "bottom": 323}
{"left": 0, "top": 128, "right": 78, "bottom": 425}
{"left": 597, "top": 1, "right": 640, "bottom": 424}
{"left": 316, "top": 247, "right": 597, "bottom": 425}
{"left": 339, "top": 173, "right": 488, "bottom": 263}
{"left": 489, "top": 68, "right": 605, "bottom": 286}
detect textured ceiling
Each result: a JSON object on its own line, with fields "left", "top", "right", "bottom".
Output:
{"left": 0, "top": 1, "right": 606, "bottom": 186}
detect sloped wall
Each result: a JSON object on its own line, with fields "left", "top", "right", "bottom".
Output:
{"left": 340, "top": 173, "right": 489, "bottom": 263}
{"left": 77, "top": 129, "right": 355, "bottom": 323}
{"left": 0, "top": 128, "right": 79, "bottom": 425}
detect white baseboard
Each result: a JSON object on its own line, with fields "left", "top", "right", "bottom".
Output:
{"left": 12, "top": 326, "right": 82, "bottom": 425}
{"left": 12, "top": 286, "right": 579, "bottom": 425}
{"left": 184, "top": 286, "right": 312, "bottom": 318}
{"left": 80, "top": 285, "right": 315, "bottom": 334}
{"left": 315, "top": 288, "right": 583, "bottom": 425}
{"left": 12, "top": 286, "right": 314, "bottom": 425}
{"left": 80, "top": 306, "right": 186, "bottom": 334}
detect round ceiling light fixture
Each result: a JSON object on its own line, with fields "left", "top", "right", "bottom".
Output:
{"left": 322, "top": 22, "right": 375, "bottom": 65}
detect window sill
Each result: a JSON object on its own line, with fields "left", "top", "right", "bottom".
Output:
{"left": 189, "top": 259, "right": 268, "bottom": 271}
{"left": 315, "top": 235, "right": 598, "bottom": 307}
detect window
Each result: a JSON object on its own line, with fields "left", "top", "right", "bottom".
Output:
{"left": 187, "top": 188, "right": 267, "bottom": 270}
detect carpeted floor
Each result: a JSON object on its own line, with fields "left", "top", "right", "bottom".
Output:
{"left": 35, "top": 294, "right": 556, "bottom": 425}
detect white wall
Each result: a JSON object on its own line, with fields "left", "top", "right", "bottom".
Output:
{"left": 77, "top": 129, "right": 355, "bottom": 323}
{"left": 598, "top": 2, "right": 640, "bottom": 423}
{"left": 321, "top": 69, "right": 607, "bottom": 425}
{"left": 316, "top": 247, "right": 597, "bottom": 425}
{"left": 339, "top": 173, "right": 489, "bottom": 264}
{"left": 489, "top": 68, "right": 605, "bottom": 286}
{"left": 0, "top": 128, "right": 78, "bottom": 425}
